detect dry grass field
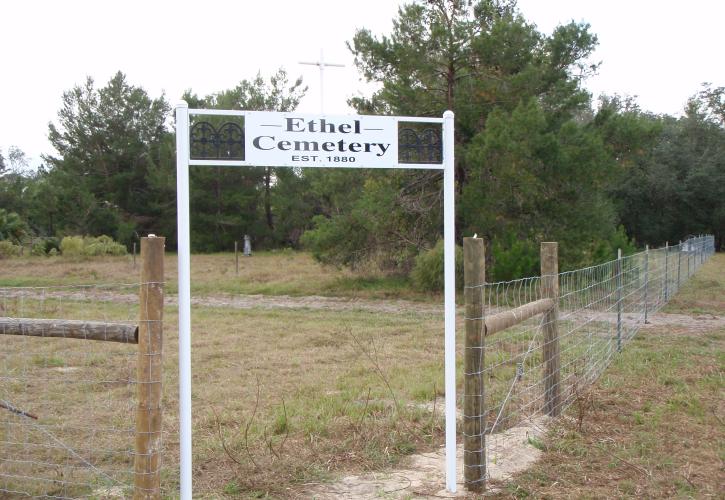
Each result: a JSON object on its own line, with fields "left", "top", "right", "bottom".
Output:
{"left": 1, "top": 251, "right": 722, "bottom": 498}
{"left": 0, "top": 251, "right": 419, "bottom": 300}
{"left": 0, "top": 252, "right": 447, "bottom": 497}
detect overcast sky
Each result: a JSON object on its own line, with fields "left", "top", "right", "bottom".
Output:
{"left": 1, "top": 0, "right": 723, "bottom": 167}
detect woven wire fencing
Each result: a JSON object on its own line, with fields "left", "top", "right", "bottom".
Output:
{"left": 0, "top": 284, "right": 140, "bottom": 497}
{"left": 1, "top": 239, "right": 169, "bottom": 498}
{"left": 463, "top": 234, "right": 715, "bottom": 491}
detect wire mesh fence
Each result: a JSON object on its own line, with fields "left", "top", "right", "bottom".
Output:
{"left": 0, "top": 283, "right": 140, "bottom": 498}
{"left": 463, "top": 234, "right": 715, "bottom": 491}
{"left": 1, "top": 237, "right": 168, "bottom": 498}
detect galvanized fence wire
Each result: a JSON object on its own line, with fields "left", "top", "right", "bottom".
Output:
{"left": 0, "top": 282, "right": 155, "bottom": 498}
{"left": 463, "top": 235, "right": 715, "bottom": 487}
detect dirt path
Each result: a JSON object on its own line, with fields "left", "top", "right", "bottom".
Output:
{"left": 3, "top": 288, "right": 723, "bottom": 329}
{"left": 305, "top": 417, "right": 551, "bottom": 499}
{"left": 1, "top": 288, "right": 443, "bottom": 315}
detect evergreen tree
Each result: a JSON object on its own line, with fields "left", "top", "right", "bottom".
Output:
{"left": 304, "top": 0, "right": 613, "bottom": 276}
{"left": 45, "top": 72, "right": 172, "bottom": 243}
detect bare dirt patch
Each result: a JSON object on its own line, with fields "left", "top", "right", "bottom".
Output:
{"left": 643, "top": 310, "right": 725, "bottom": 332}
{"left": 307, "top": 418, "right": 549, "bottom": 499}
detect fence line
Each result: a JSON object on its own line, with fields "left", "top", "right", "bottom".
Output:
{"left": 0, "top": 236, "right": 166, "bottom": 499}
{"left": 462, "top": 234, "right": 715, "bottom": 491}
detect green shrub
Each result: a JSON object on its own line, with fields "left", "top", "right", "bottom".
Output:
{"left": 60, "top": 235, "right": 127, "bottom": 257}
{"left": 31, "top": 242, "right": 46, "bottom": 256}
{"left": 490, "top": 236, "right": 539, "bottom": 281}
{"left": 0, "top": 240, "right": 22, "bottom": 258}
{"left": 60, "top": 236, "right": 85, "bottom": 257}
{"left": 0, "top": 209, "right": 28, "bottom": 243}
{"left": 31, "top": 237, "right": 60, "bottom": 256}
{"left": 83, "top": 235, "right": 127, "bottom": 256}
{"left": 411, "top": 239, "right": 464, "bottom": 292}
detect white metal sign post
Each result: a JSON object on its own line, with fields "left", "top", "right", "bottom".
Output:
{"left": 175, "top": 102, "right": 457, "bottom": 497}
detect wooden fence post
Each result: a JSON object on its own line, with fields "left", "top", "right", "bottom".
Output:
{"left": 463, "top": 237, "right": 485, "bottom": 492}
{"left": 135, "top": 236, "right": 165, "bottom": 499}
{"left": 540, "top": 242, "right": 561, "bottom": 417}
{"left": 235, "top": 240, "right": 239, "bottom": 275}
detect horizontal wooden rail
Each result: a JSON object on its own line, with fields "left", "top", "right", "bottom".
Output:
{"left": 0, "top": 317, "right": 138, "bottom": 344}
{"left": 484, "top": 298, "right": 554, "bottom": 336}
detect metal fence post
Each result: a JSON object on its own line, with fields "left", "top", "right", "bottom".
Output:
{"left": 644, "top": 245, "right": 649, "bottom": 324}
{"left": 463, "top": 237, "right": 485, "bottom": 492}
{"left": 664, "top": 242, "right": 669, "bottom": 303}
{"left": 616, "top": 248, "right": 623, "bottom": 352}
{"left": 541, "top": 242, "right": 561, "bottom": 416}
{"left": 135, "top": 236, "right": 165, "bottom": 499}
{"left": 677, "top": 240, "right": 682, "bottom": 292}
{"left": 687, "top": 239, "right": 691, "bottom": 280}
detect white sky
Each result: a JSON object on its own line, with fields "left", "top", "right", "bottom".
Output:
{"left": 1, "top": 0, "right": 723, "bottom": 167}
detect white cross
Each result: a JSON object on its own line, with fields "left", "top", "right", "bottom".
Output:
{"left": 299, "top": 49, "right": 345, "bottom": 114}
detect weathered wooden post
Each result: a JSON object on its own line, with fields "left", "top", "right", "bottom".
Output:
{"left": 133, "top": 242, "right": 137, "bottom": 270}
{"left": 615, "top": 248, "right": 623, "bottom": 352}
{"left": 463, "top": 237, "right": 485, "bottom": 492}
{"left": 644, "top": 245, "right": 649, "bottom": 324}
{"left": 235, "top": 240, "right": 239, "bottom": 275}
{"left": 540, "top": 242, "right": 561, "bottom": 417}
{"left": 135, "top": 235, "right": 165, "bottom": 499}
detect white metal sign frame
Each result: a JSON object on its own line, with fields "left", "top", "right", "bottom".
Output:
{"left": 175, "top": 102, "right": 457, "bottom": 497}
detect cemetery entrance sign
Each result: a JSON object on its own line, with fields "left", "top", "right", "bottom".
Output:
{"left": 175, "top": 104, "right": 457, "bottom": 497}
{"left": 246, "top": 112, "right": 396, "bottom": 167}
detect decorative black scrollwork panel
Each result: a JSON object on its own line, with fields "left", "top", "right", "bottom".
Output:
{"left": 398, "top": 123, "right": 443, "bottom": 164}
{"left": 190, "top": 121, "right": 245, "bottom": 160}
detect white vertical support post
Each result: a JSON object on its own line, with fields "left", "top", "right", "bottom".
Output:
{"left": 175, "top": 101, "right": 193, "bottom": 500}
{"left": 442, "top": 110, "right": 457, "bottom": 493}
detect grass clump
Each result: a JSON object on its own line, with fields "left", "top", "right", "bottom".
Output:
{"left": 0, "top": 240, "right": 22, "bottom": 258}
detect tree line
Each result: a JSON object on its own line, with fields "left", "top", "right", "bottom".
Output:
{"left": 1, "top": 0, "right": 722, "bottom": 280}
